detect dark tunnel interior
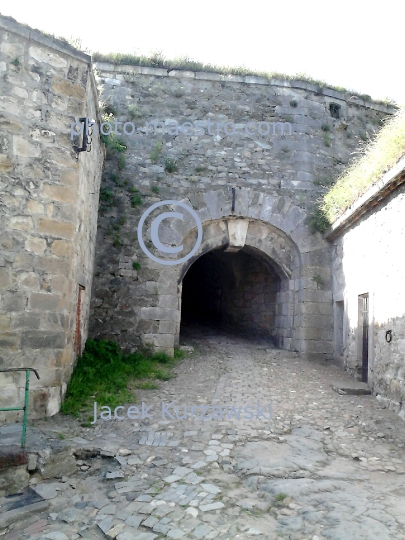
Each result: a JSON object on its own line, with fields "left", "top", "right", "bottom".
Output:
{"left": 180, "top": 247, "right": 282, "bottom": 339}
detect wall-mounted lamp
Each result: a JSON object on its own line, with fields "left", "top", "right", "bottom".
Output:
{"left": 73, "top": 118, "right": 93, "bottom": 153}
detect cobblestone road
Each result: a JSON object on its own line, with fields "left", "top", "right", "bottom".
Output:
{"left": 3, "top": 329, "right": 405, "bottom": 540}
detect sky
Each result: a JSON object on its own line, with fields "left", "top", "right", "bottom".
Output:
{"left": 2, "top": 1, "right": 404, "bottom": 105}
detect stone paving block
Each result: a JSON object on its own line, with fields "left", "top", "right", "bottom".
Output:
{"left": 153, "top": 522, "right": 170, "bottom": 534}
{"left": 97, "top": 516, "right": 114, "bottom": 534}
{"left": 183, "top": 472, "right": 203, "bottom": 484}
{"left": 32, "top": 483, "right": 62, "bottom": 500}
{"left": 58, "top": 507, "right": 86, "bottom": 523}
{"left": 136, "top": 494, "right": 152, "bottom": 502}
{"left": 116, "top": 509, "right": 130, "bottom": 521}
{"left": 180, "top": 517, "right": 201, "bottom": 533}
{"left": 191, "top": 461, "right": 207, "bottom": 469}
{"left": 156, "top": 491, "right": 174, "bottom": 502}
{"left": 41, "top": 533, "right": 69, "bottom": 540}
{"left": 152, "top": 504, "right": 174, "bottom": 518}
{"left": 200, "top": 484, "right": 221, "bottom": 494}
{"left": 185, "top": 505, "right": 199, "bottom": 517}
{"left": 152, "top": 459, "right": 168, "bottom": 466}
{"left": 172, "top": 466, "right": 193, "bottom": 478}
{"left": 117, "top": 530, "right": 157, "bottom": 540}
{"left": 98, "top": 503, "right": 116, "bottom": 515}
{"left": 203, "top": 494, "right": 216, "bottom": 503}
{"left": 164, "top": 474, "right": 181, "bottom": 483}
{"left": 126, "top": 491, "right": 143, "bottom": 501}
{"left": 199, "top": 502, "right": 225, "bottom": 512}
{"left": 124, "top": 501, "right": 145, "bottom": 514}
{"left": 127, "top": 456, "right": 142, "bottom": 466}
{"left": 125, "top": 514, "right": 143, "bottom": 528}
{"left": 192, "top": 524, "right": 215, "bottom": 539}
{"left": 181, "top": 494, "right": 199, "bottom": 506}
{"left": 142, "top": 515, "right": 159, "bottom": 528}
{"left": 115, "top": 482, "right": 136, "bottom": 494}
{"left": 106, "top": 471, "right": 125, "bottom": 480}
{"left": 168, "top": 508, "right": 185, "bottom": 521}
{"left": 167, "top": 528, "right": 186, "bottom": 539}
{"left": 138, "top": 503, "right": 155, "bottom": 514}
{"left": 105, "top": 523, "right": 126, "bottom": 539}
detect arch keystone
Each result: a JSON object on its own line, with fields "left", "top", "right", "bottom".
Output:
{"left": 225, "top": 219, "right": 250, "bottom": 252}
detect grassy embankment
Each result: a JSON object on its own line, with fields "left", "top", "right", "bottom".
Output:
{"left": 310, "top": 106, "right": 405, "bottom": 232}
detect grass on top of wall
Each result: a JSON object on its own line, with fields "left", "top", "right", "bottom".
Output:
{"left": 92, "top": 51, "right": 395, "bottom": 107}
{"left": 61, "top": 339, "right": 183, "bottom": 425}
{"left": 319, "top": 105, "right": 405, "bottom": 225}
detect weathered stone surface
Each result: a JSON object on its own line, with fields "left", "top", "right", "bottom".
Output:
{"left": 0, "top": 12, "right": 401, "bottom": 428}
{"left": 0, "top": 499, "right": 49, "bottom": 529}
{"left": 0, "top": 14, "right": 103, "bottom": 420}
{"left": 36, "top": 443, "right": 76, "bottom": 479}
{"left": 88, "top": 61, "right": 392, "bottom": 362}
{"left": 32, "top": 482, "right": 61, "bottom": 500}
{"left": 2, "top": 334, "right": 405, "bottom": 538}
{"left": 0, "top": 464, "right": 29, "bottom": 495}
{"left": 0, "top": 445, "right": 28, "bottom": 470}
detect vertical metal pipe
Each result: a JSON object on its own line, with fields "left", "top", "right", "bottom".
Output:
{"left": 232, "top": 187, "right": 236, "bottom": 212}
{"left": 21, "top": 370, "right": 30, "bottom": 448}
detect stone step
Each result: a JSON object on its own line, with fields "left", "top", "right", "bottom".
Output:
{"left": 0, "top": 488, "right": 49, "bottom": 529}
{"left": 331, "top": 381, "right": 371, "bottom": 395}
{"left": 0, "top": 445, "right": 28, "bottom": 470}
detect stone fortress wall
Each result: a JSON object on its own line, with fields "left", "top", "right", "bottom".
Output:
{"left": 0, "top": 15, "right": 104, "bottom": 420}
{"left": 89, "top": 62, "right": 394, "bottom": 360}
{"left": 0, "top": 13, "right": 402, "bottom": 420}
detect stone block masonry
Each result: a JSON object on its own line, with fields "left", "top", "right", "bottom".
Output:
{"left": 89, "top": 62, "right": 394, "bottom": 360}
{"left": 0, "top": 13, "right": 399, "bottom": 419}
{"left": 0, "top": 15, "right": 104, "bottom": 420}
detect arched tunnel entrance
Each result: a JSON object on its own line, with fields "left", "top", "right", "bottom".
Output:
{"left": 180, "top": 246, "right": 284, "bottom": 341}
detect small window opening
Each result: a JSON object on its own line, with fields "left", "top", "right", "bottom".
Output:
{"left": 329, "top": 103, "right": 341, "bottom": 119}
